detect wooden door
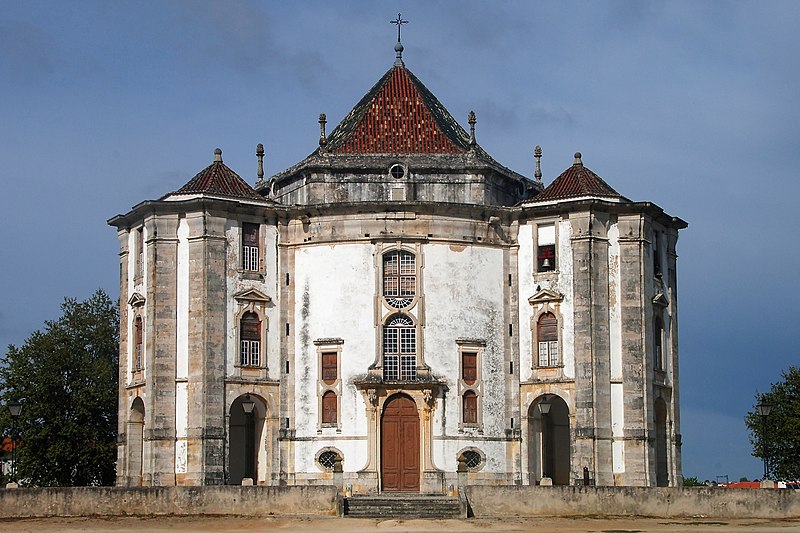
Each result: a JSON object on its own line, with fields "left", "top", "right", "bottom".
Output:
{"left": 381, "top": 395, "right": 420, "bottom": 491}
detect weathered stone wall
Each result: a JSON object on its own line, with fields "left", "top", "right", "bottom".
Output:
{"left": 0, "top": 486, "right": 340, "bottom": 518}
{"left": 466, "top": 485, "right": 800, "bottom": 519}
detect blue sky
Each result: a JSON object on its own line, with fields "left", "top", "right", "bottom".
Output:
{"left": 1, "top": 1, "right": 798, "bottom": 482}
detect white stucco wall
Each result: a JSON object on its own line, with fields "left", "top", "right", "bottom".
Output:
{"left": 292, "top": 243, "right": 375, "bottom": 473}
{"left": 423, "top": 244, "right": 508, "bottom": 472}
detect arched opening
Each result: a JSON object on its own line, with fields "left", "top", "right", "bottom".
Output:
{"left": 654, "top": 397, "right": 669, "bottom": 486}
{"left": 127, "top": 397, "right": 145, "bottom": 486}
{"left": 528, "top": 394, "right": 571, "bottom": 485}
{"left": 229, "top": 394, "right": 267, "bottom": 485}
{"left": 383, "top": 315, "right": 416, "bottom": 381}
{"left": 381, "top": 394, "right": 419, "bottom": 491}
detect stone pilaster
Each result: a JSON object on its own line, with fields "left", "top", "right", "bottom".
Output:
{"left": 570, "top": 210, "right": 613, "bottom": 486}
{"left": 116, "top": 229, "right": 130, "bottom": 485}
{"left": 144, "top": 214, "right": 179, "bottom": 486}
{"left": 617, "top": 215, "right": 648, "bottom": 486}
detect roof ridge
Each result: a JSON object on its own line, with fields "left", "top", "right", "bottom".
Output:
{"left": 526, "top": 156, "right": 627, "bottom": 204}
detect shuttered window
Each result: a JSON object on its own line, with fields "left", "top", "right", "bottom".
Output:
{"left": 654, "top": 316, "right": 664, "bottom": 371}
{"left": 322, "top": 391, "right": 337, "bottom": 425}
{"left": 537, "top": 313, "right": 559, "bottom": 367}
{"left": 242, "top": 223, "right": 260, "bottom": 272}
{"left": 463, "top": 391, "right": 478, "bottom": 425}
{"left": 134, "top": 316, "right": 143, "bottom": 371}
{"left": 240, "top": 312, "right": 261, "bottom": 367}
{"left": 462, "top": 352, "right": 477, "bottom": 385}
{"left": 322, "top": 352, "right": 337, "bottom": 385}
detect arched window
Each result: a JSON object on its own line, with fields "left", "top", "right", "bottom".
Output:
{"left": 462, "top": 391, "right": 478, "bottom": 425}
{"left": 654, "top": 315, "right": 664, "bottom": 371}
{"left": 322, "top": 391, "right": 337, "bottom": 425}
{"left": 383, "top": 251, "right": 416, "bottom": 308}
{"left": 383, "top": 315, "right": 416, "bottom": 380}
{"left": 134, "top": 316, "right": 143, "bottom": 371}
{"left": 240, "top": 312, "right": 261, "bottom": 367}
{"left": 537, "top": 313, "right": 559, "bottom": 367}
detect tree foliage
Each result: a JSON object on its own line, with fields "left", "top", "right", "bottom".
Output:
{"left": 0, "top": 290, "right": 118, "bottom": 486}
{"left": 745, "top": 366, "right": 800, "bottom": 480}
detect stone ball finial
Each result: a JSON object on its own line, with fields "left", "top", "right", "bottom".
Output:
{"left": 574, "top": 152, "right": 582, "bottom": 165}
{"left": 214, "top": 148, "right": 223, "bottom": 162}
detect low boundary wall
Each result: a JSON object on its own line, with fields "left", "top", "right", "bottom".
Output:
{"left": 0, "top": 486, "right": 341, "bottom": 519}
{"left": 466, "top": 485, "right": 800, "bottom": 519}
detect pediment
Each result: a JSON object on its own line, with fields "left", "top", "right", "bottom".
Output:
{"left": 652, "top": 292, "right": 670, "bottom": 307}
{"left": 233, "top": 288, "right": 272, "bottom": 303}
{"left": 128, "top": 292, "right": 146, "bottom": 307}
{"left": 528, "top": 289, "right": 564, "bottom": 305}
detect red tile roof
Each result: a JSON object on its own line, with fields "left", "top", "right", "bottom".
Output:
{"left": 170, "top": 149, "right": 264, "bottom": 201}
{"left": 327, "top": 66, "right": 468, "bottom": 155}
{"left": 528, "top": 153, "right": 627, "bottom": 203}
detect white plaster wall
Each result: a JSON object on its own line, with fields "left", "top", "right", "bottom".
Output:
{"left": 516, "top": 224, "right": 534, "bottom": 373}
{"left": 175, "top": 382, "right": 188, "bottom": 474}
{"left": 224, "top": 222, "right": 281, "bottom": 378}
{"left": 176, "top": 217, "right": 189, "bottom": 380}
{"left": 423, "top": 244, "right": 508, "bottom": 472}
{"left": 611, "top": 382, "right": 625, "bottom": 474}
{"left": 608, "top": 224, "right": 622, "bottom": 380}
{"left": 295, "top": 439, "right": 369, "bottom": 473}
{"left": 293, "top": 244, "right": 375, "bottom": 454}
{"left": 557, "top": 220, "right": 575, "bottom": 379}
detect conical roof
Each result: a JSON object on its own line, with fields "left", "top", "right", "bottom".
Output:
{"left": 169, "top": 149, "right": 264, "bottom": 201}
{"left": 527, "top": 153, "right": 627, "bottom": 204}
{"left": 325, "top": 65, "right": 470, "bottom": 154}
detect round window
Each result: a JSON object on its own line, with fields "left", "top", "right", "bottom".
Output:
{"left": 462, "top": 450, "right": 482, "bottom": 470}
{"left": 318, "top": 450, "right": 340, "bottom": 471}
{"left": 389, "top": 163, "right": 406, "bottom": 180}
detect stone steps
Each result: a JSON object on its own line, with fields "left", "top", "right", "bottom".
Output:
{"left": 344, "top": 493, "right": 465, "bottom": 519}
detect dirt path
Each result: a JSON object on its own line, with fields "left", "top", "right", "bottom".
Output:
{"left": 0, "top": 516, "right": 797, "bottom": 533}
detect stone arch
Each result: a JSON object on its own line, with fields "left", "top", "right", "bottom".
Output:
{"left": 528, "top": 394, "right": 571, "bottom": 485}
{"left": 228, "top": 393, "right": 269, "bottom": 485}
{"left": 126, "top": 396, "right": 145, "bottom": 486}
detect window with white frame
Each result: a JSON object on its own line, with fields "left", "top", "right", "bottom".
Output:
{"left": 537, "top": 313, "right": 559, "bottom": 367}
{"left": 383, "top": 251, "right": 416, "bottom": 308}
{"left": 240, "top": 312, "right": 261, "bottom": 367}
{"left": 242, "top": 223, "right": 260, "bottom": 272}
{"left": 537, "top": 224, "right": 556, "bottom": 272}
{"left": 383, "top": 315, "right": 416, "bottom": 380}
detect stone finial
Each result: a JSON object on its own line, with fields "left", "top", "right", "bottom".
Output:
{"left": 214, "top": 148, "right": 223, "bottom": 162}
{"left": 256, "top": 143, "right": 265, "bottom": 184}
{"left": 319, "top": 113, "right": 327, "bottom": 148}
{"left": 574, "top": 152, "right": 583, "bottom": 166}
{"left": 534, "top": 145, "right": 543, "bottom": 183}
{"left": 468, "top": 111, "right": 477, "bottom": 146}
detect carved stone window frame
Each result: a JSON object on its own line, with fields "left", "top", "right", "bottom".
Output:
{"left": 233, "top": 289, "right": 271, "bottom": 379}
{"left": 128, "top": 292, "right": 146, "bottom": 384}
{"left": 528, "top": 289, "right": 564, "bottom": 371}
{"left": 456, "top": 338, "right": 485, "bottom": 432}
{"left": 315, "top": 338, "right": 343, "bottom": 432}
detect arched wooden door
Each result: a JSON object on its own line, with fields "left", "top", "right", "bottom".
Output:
{"left": 381, "top": 394, "right": 420, "bottom": 491}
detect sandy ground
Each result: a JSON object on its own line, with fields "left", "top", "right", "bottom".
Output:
{"left": 0, "top": 516, "right": 797, "bottom": 533}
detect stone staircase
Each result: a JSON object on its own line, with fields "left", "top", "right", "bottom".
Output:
{"left": 344, "top": 493, "right": 466, "bottom": 519}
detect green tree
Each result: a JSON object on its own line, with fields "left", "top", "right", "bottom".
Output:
{"left": 0, "top": 290, "right": 118, "bottom": 486}
{"left": 745, "top": 366, "right": 800, "bottom": 480}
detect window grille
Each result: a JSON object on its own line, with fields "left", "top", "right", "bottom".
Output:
{"left": 462, "top": 450, "right": 482, "bottom": 470}
{"left": 318, "top": 450, "right": 339, "bottom": 470}
{"left": 383, "top": 315, "right": 416, "bottom": 380}
{"left": 383, "top": 251, "right": 416, "bottom": 308}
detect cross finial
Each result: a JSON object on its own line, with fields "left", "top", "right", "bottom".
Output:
{"left": 390, "top": 13, "right": 408, "bottom": 66}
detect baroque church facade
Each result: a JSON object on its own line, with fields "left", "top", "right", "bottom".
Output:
{"left": 109, "top": 43, "right": 686, "bottom": 491}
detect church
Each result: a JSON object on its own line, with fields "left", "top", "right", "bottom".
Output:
{"left": 109, "top": 33, "right": 686, "bottom": 491}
